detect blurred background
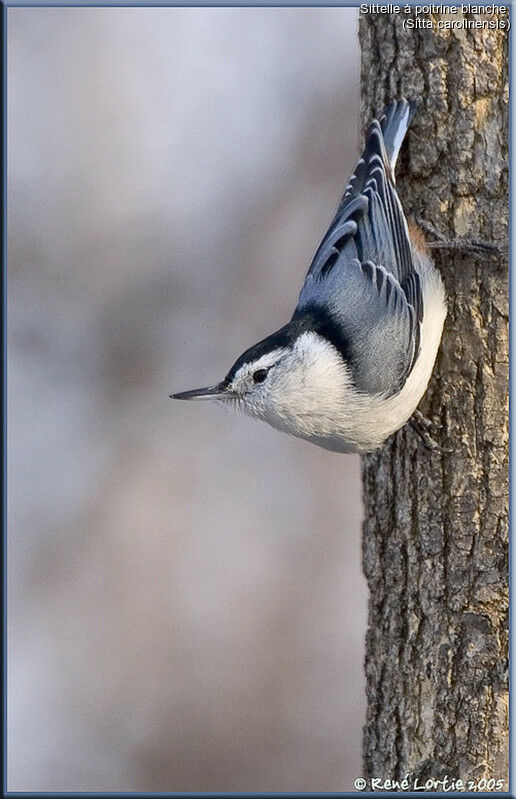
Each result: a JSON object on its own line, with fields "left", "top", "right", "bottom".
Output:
{"left": 7, "top": 7, "right": 364, "bottom": 792}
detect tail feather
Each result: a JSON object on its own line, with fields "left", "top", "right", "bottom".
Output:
{"left": 380, "top": 98, "right": 417, "bottom": 175}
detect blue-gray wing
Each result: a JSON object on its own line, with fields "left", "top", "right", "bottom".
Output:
{"left": 296, "top": 258, "right": 418, "bottom": 396}
{"left": 295, "top": 99, "right": 422, "bottom": 397}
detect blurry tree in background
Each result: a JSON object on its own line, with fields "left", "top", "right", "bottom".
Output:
{"left": 8, "top": 8, "right": 365, "bottom": 792}
{"left": 360, "top": 9, "right": 509, "bottom": 785}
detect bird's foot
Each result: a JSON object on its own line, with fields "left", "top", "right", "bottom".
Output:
{"left": 410, "top": 410, "right": 452, "bottom": 453}
{"left": 414, "top": 217, "right": 508, "bottom": 259}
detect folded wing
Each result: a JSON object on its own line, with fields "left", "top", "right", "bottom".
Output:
{"left": 295, "top": 99, "right": 422, "bottom": 397}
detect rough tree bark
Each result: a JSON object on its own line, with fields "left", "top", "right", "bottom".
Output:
{"left": 359, "top": 10, "right": 509, "bottom": 789}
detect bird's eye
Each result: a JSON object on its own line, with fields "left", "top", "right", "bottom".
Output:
{"left": 253, "top": 368, "right": 268, "bottom": 384}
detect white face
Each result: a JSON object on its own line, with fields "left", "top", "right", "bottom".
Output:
{"left": 173, "top": 331, "right": 352, "bottom": 442}
{"left": 224, "top": 346, "right": 291, "bottom": 415}
{"left": 223, "top": 332, "right": 351, "bottom": 438}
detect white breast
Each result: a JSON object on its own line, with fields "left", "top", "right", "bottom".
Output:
{"left": 260, "top": 251, "right": 446, "bottom": 454}
{"left": 349, "top": 252, "right": 447, "bottom": 452}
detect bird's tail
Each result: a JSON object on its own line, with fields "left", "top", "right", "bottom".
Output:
{"left": 380, "top": 98, "right": 417, "bottom": 175}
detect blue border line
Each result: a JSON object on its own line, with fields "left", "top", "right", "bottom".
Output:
{"left": 11, "top": 2, "right": 356, "bottom": 5}
{"left": 3, "top": 794, "right": 515, "bottom": 798}
{"left": 2, "top": 1, "right": 511, "bottom": 797}
{"left": 4, "top": 1, "right": 508, "bottom": 6}
{"left": 3, "top": 793, "right": 515, "bottom": 797}
{"left": 3, "top": 0, "right": 7, "bottom": 796}
{"left": 5, "top": 2, "right": 365, "bottom": 5}
{"left": 509, "top": 4, "right": 513, "bottom": 798}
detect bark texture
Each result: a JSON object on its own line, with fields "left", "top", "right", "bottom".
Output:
{"left": 359, "top": 10, "right": 509, "bottom": 788}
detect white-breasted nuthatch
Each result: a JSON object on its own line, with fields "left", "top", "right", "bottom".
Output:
{"left": 172, "top": 99, "right": 446, "bottom": 453}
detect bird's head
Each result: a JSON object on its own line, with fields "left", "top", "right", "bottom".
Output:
{"left": 172, "top": 320, "right": 351, "bottom": 439}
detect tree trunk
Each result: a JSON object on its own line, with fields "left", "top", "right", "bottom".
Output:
{"left": 359, "top": 10, "right": 509, "bottom": 789}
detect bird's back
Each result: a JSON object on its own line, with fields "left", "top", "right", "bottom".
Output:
{"left": 295, "top": 99, "right": 425, "bottom": 400}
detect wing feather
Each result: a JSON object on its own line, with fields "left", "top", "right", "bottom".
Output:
{"left": 295, "top": 99, "right": 422, "bottom": 396}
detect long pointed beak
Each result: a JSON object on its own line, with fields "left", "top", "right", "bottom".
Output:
{"left": 170, "top": 384, "right": 227, "bottom": 401}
